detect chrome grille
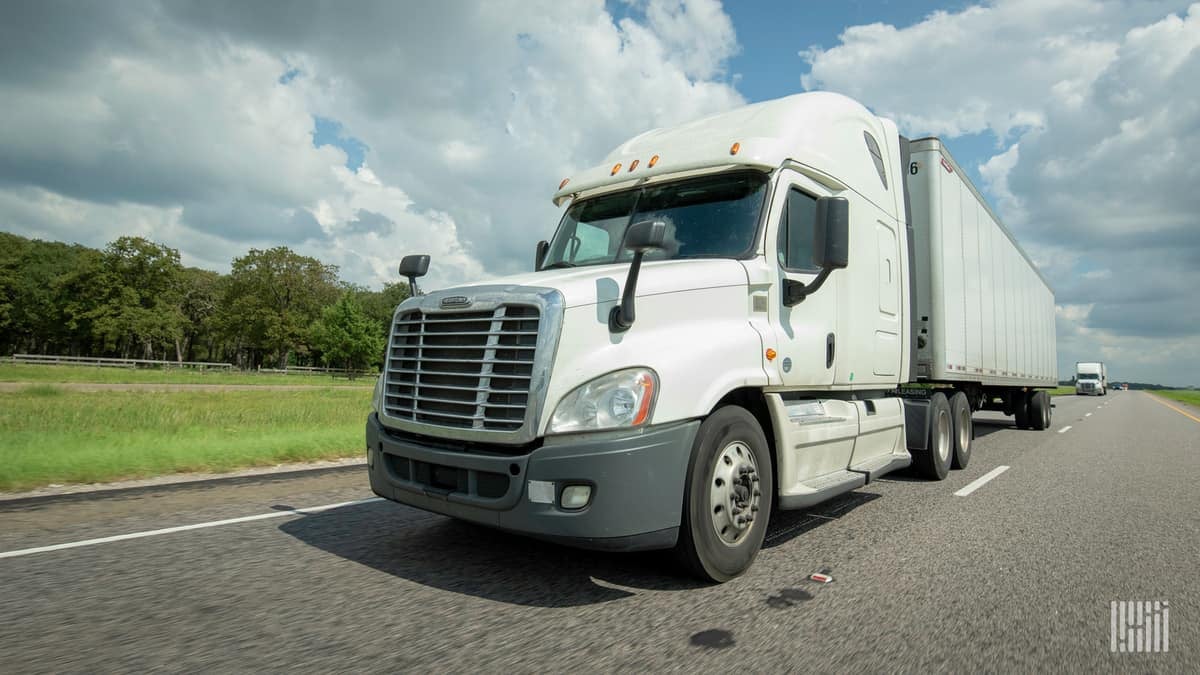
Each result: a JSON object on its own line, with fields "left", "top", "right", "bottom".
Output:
{"left": 384, "top": 305, "right": 540, "bottom": 431}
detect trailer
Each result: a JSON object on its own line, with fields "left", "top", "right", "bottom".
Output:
{"left": 366, "top": 92, "right": 1058, "bottom": 581}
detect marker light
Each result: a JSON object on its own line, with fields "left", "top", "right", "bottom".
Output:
{"left": 649, "top": 154, "right": 660, "bottom": 168}
{"left": 611, "top": 163, "right": 622, "bottom": 176}
{"left": 730, "top": 142, "right": 741, "bottom": 155}
{"left": 558, "top": 178, "right": 570, "bottom": 190}
{"left": 628, "top": 159, "right": 639, "bottom": 172}
{"left": 766, "top": 348, "right": 777, "bottom": 361}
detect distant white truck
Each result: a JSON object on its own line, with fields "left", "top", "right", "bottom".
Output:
{"left": 1076, "top": 361, "right": 1107, "bottom": 396}
{"left": 367, "top": 92, "right": 1057, "bottom": 581}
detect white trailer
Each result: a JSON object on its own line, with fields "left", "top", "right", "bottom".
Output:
{"left": 1076, "top": 361, "right": 1107, "bottom": 395}
{"left": 367, "top": 92, "right": 1059, "bottom": 582}
{"left": 908, "top": 138, "right": 1057, "bottom": 426}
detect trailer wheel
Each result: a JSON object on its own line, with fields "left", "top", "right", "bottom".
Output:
{"left": 1029, "top": 391, "right": 1051, "bottom": 430}
{"left": 1013, "top": 391, "right": 1031, "bottom": 429}
{"left": 675, "top": 405, "right": 774, "bottom": 583}
{"left": 949, "top": 391, "right": 972, "bottom": 469}
{"left": 912, "top": 392, "right": 952, "bottom": 480}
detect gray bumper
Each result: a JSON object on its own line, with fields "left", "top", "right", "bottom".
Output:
{"left": 365, "top": 414, "right": 699, "bottom": 551}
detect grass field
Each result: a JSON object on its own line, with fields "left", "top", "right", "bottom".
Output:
{"left": 0, "top": 363, "right": 374, "bottom": 387}
{"left": 1048, "top": 386, "right": 1076, "bottom": 396}
{"left": 0, "top": 385, "right": 371, "bottom": 491}
{"left": 1154, "top": 390, "right": 1200, "bottom": 408}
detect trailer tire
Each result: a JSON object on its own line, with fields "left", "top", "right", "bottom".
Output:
{"left": 912, "top": 392, "right": 952, "bottom": 480}
{"left": 1013, "top": 391, "right": 1031, "bottom": 429}
{"left": 1029, "top": 391, "right": 1051, "bottom": 430}
{"left": 949, "top": 391, "right": 972, "bottom": 470}
{"left": 675, "top": 405, "right": 774, "bottom": 583}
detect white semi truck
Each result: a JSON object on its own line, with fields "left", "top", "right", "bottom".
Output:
{"left": 366, "top": 92, "right": 1057, "bottom": 581}
{"left": 1075, "top": 361, "right": 1107, "bottom": 396}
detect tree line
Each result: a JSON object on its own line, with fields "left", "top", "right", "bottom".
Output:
{"left": 0, "top": 232, "right": 410, "bottom": 372}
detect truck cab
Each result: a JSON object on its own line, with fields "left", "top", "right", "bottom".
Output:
{"left": 366, "top": 92, "right": 1048, "bottom": 581}
{"left": 1075, "top": 361, "right": 1107, "bottom": 396}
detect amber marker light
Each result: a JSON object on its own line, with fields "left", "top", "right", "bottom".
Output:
{"left": 611, "top": 163, "right": 622, "bottom": 176}
{"left": 632, "top": 373, "right": 655, "bottom": 426}
{"left": 628, "top": 159, "right": 639, "bottom": 172}
{"left": 730, "top": 142, "right": 741, "bottom": 155}
{"left": 765, "top": 348, "right": 777, "bottom": 361}
{"left": 558, "top": 178, "right": 570, "bottom": 190}
{"left": 648, "top": 154, "right": 660, "bottom": 168}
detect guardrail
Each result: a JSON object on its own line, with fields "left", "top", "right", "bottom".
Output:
{"left": 11, "top": 354, "right": 234, "bottom": 370}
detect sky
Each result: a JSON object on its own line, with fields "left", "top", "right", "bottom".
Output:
{"left": 1, "top": 0, "right": 1198, "bottom": 386}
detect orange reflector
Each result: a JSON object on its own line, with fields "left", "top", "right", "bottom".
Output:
{"left": 648, "top": 154, "right": 660, "bottom": 168}
{"left": 628, "top": 159, "right": 639, "bottom": 172}
{"left": 611, "top": 163, "right": 622, "bottom": 176}
{"left": 730, "top": 142, "right": 741, "bottom": 155}
{"left": 766, "top": 348, "right": 777, "bottom": 361}
{"left": 558, "top": 178, "right": 569, "bottom": 190}
{"left": 632, "top": 373, "right": 655, "bottom": 426}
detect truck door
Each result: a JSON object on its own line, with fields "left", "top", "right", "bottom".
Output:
{"left": 769, "top": 173, "right": 838, "bottom": 389}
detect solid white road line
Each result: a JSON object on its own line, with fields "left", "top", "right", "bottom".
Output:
{"left": 0, "top": 497, "right": 384, "bottom": 560}
{"left": 954, "top": 465, "right": 1010, "bottom": 497}
{"left": 1058, "top": 425, "right": 1073, "bottom": 433}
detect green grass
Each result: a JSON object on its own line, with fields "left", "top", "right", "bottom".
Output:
{"left": 1154, "top": 390, "right": 1200, "bottom": 408}
{"left": 0, "top": 386, "right": 372, "bottom": 491}
{"left": 1048, "top": 386, "right": 1077, "bottom": 396}
{"left": 0, "top": 363, "right": 373, "bottom": 386}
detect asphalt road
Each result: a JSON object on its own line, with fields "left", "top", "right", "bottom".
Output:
{"left": 1, "top": 392, "right": 1196, "bottom": 672}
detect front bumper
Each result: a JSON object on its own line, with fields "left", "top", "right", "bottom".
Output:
{"left": 365, "top": 413, "right": 699, "bottom": 551}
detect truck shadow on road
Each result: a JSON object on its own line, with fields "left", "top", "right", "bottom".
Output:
{"left": 278, "top": 491, "right": 878, "bottom": 608}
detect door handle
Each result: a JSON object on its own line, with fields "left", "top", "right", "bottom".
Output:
{"left": 826, "top": 333, "right": 835, "bottom": 369}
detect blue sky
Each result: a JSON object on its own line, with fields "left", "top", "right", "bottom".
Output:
{"left": 3, "top": 0, "right": 1199, "bottom": 385}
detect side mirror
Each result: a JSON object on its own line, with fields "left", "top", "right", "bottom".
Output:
{"left": 609, "top": 220, "right": 666, "bottom": 332}
{"left": 623, "top": 220, "right": 667, "bottom": 253}
{"left": 813, "top": 196, "right": 849, "bottom": 269}
{"left": 534, "top": 240, "right": 550, "bottom": 271}
{"left": 784, "top": 197, "right": 849, "bottom": 306}
{"left": 398, "top": 254, "right": 430, "bottom": 297}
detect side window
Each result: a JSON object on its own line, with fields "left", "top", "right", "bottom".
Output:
{"left": 864, "top": 131, "right": 888, "bottom": 190}
{"left": 570, "top": 222, "right": 611, "bottom": 263}
{"left": 778, "top": 187, "right": 819, "bottom": 272}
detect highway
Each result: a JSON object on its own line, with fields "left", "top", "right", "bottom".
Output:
{"left": 1, "top": 392, "right": 1196, "bottom": 672}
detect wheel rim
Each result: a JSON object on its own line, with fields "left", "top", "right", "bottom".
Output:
{"left": 935, "top": 410, "right": 951, "bottom": 464}
{"left": 956, "top": 406, "right": 970, "bottom": 455}
{"left": 709, "top": 441, "right": 762, "bottom": 547}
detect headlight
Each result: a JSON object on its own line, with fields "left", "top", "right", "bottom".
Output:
{"left": 548, "top": 368, "right": 658, "bottom": 434}
{"left": 371, "top": 375, "right": 384, "bottom": 413}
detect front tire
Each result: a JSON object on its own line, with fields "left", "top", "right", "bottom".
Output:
{"left": 675, "top": 406, "right": 774, "bottom": 583}
{"left": 912, "top": 392, "right": 952, "bottom": 480}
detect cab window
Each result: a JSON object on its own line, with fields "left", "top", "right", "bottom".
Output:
{"left": 778, "top": 187, "right": 819, "bottom": 272}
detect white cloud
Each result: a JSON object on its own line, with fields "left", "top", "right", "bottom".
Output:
{"left": 803, "top": 0, "right": 1200, "bottom": 385}
{"left": 0, "top": 0, "right": 745, "bottom": 292}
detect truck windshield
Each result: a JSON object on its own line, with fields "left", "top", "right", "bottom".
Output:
{"left": 1078, "top": 374, "right": 1098, "bottom": 380}
{"left": 544, "top": 171, "right": 768, "bottom": 268}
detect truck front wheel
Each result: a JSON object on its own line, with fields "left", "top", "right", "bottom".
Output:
{"left": 675, "top": 405, "right": 774, "bottom": 583}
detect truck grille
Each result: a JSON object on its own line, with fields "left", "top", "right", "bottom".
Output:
{"left": 384, "top": 305, "right": 540, "bottom": 432}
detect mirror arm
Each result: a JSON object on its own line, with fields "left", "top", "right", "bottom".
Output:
{"left": 609, "top": 251, "right": 645, "bottom": 332}
{"left": 405, "top": 276, "right": 421, "bottom": 297}
{"left": 784, "top": 268, "right": 832, "bottom": 306}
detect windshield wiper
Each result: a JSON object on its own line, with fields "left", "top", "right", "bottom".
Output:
{"left": 542, "top": 261, "right": 576, "bottom": 269}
